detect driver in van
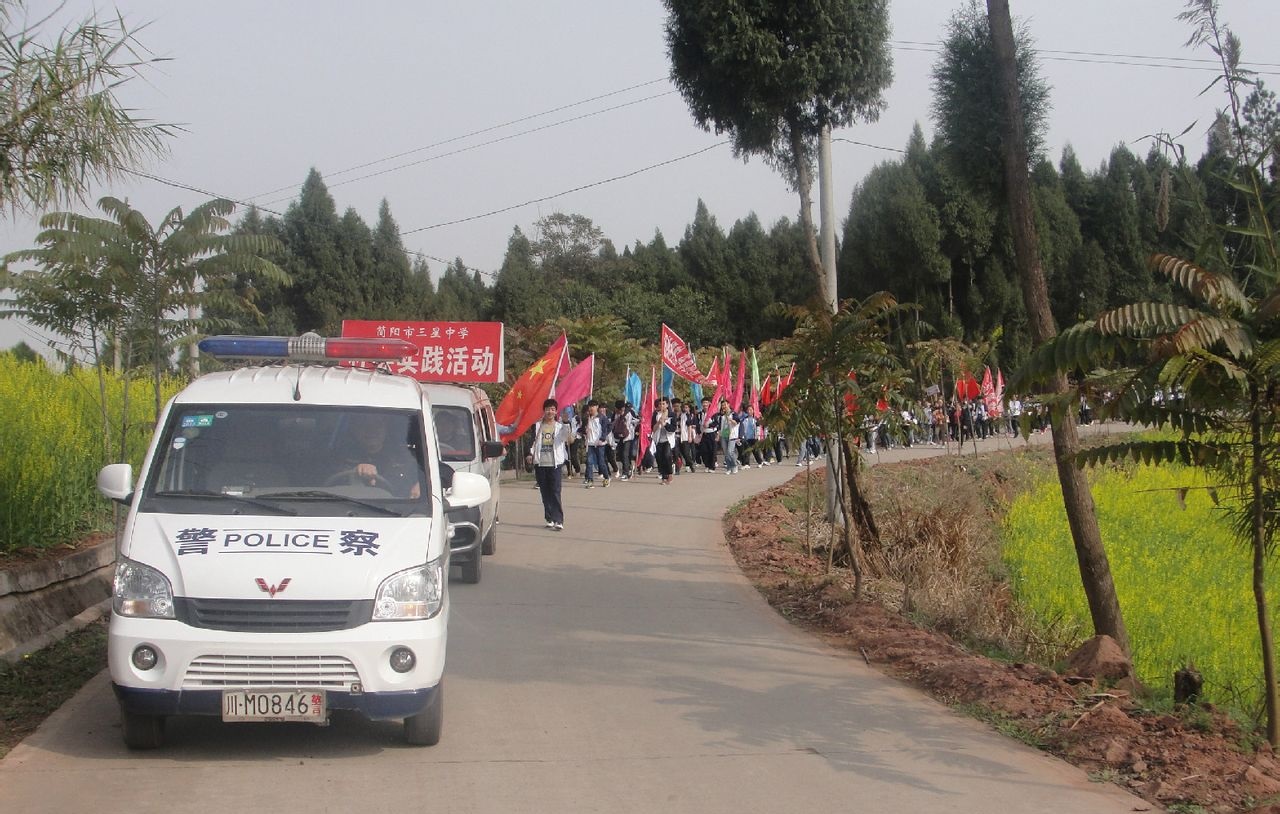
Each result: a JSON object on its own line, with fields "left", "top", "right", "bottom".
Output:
{"left": 337, "top": 413, "right": 423, "bottom": 498}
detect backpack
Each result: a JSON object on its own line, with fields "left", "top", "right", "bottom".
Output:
{"left": 611, "top": 412, "right": 628, "bottom": 440}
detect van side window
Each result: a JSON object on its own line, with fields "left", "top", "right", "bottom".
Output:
{"left": 433, "top": 406, "right": 476, "bottom": 462}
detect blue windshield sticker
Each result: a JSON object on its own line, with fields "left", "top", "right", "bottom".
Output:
{"left": 181, "top": 414, "right": 215, "bottom": 428}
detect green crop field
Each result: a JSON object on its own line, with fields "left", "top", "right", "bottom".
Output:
{"left": 1004, "top": 462, "right": 1275, "bottom": 714}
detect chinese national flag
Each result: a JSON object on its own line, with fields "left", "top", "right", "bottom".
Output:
{"left": 496, "top": 333, "right": 567, "bottom": 442}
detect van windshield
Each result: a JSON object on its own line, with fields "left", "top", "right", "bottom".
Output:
{"left": 140, "top": 404, "right": 431, "bottom": 517}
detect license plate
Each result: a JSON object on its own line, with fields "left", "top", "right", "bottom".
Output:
{"left": 222, "top": 689, "right": 326, "bottom": 722}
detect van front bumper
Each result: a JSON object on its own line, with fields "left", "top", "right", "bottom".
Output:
{"left": 108, "top": 606, "right": 448, "bottom": 717}
{"left": 113, "top": 682, "right": 438, "bottom": 721}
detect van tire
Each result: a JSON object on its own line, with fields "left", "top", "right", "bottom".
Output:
{"left": 481, "top": 524, "right": 496, "bottom": 556}
{"left": 120, "top": 704, "right": 165, "bottom": 749}
{"left": 460, "top": 550, "right": 482, "bottom": 584}
{"left": 404, "top": 681, "right": 443, "bottom": 746}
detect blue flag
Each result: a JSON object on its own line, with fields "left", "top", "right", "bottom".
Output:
{"left": 625, "top": 371, "right": 643, "bottom": 408}
{"left": 662, "top": 365, "right": 674, "bottom": 399}
{"left": 691, "top": 381, "right": 703, "bottom": 404}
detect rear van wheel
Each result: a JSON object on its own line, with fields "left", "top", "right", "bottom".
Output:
{"left": 460, "top": 550, "right": 482, "bottom": 584}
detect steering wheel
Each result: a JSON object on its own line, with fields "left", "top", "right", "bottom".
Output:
{"left": 325, "top": 467, "right": 394, "bottom": 491}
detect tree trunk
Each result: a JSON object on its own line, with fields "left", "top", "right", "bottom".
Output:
{"left": 791, "top": 125, "right": 824, "bottom": 291}
{"left": 839, "top": 437, "right": 880, "bottom": 549}
{"left": 1251, "top": 385, "right": 1279, "bottom": 745}
{"left": 986, "top": 0, "right": 1131, "bottom": 657}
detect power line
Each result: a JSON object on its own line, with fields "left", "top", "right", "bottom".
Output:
{"left": 834, "top": 138, "right": 905, "bottom": 154}
{"left": 892, "top": 39, "right": 1280, "bottom": 75}
{"left": 246, "top": 77, "right": 672, "bottom": 201}
{"left": 259, "top": 90, "right": 678, "bottom": 208}
{"left": 399, "top": 141, "right": 730, "bottom": 236}
{"left": 132, "top": 168, "right": 502, "bottom": 280}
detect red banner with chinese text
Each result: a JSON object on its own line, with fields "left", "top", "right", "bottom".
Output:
{"left": 341, "top": 320, "right": 505, "bottom": 383}
{"left": 660, "top": 324, "right": 714, "bottom": 385}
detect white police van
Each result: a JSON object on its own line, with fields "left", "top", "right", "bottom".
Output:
{"left": 96, "top": 334, "right": 490, "bottom": 748}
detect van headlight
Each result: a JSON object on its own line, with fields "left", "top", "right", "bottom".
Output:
{"left": 373, "top": 555, "right": 445, "bottom": 621}
{"left": 113, "top": 559, "right": 175, "bottom": 619}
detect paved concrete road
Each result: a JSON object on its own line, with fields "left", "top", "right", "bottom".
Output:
{"left": 0, "top": 429, "right": 1144, "bottom": 813}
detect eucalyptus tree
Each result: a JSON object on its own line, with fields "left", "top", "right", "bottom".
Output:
{"left": 0, "top": 0, "right": 172, "bottom": 214}
{"left": 931, "top": 0, "right": 1050, "bottom": 199}
{"left": 664, "top": 0, "right": 892, "bottom": 297}
{"left": 981, "top": 0, "right": 1132, "bottom": 657}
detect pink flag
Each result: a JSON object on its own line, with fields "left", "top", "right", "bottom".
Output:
{"left": 707, "top": 357, "right": 724, "bottom": 413}
{"left": 637, "top": 366, "right": 655, "bottom": 459}
{"left": 554, "top": 354, "right": 594, "bottom": 410}
{"left": 981, "top": 366, "right": 1001, "bottom": 417}
{"left": 996, "top": 368, "right": 1006, "bottom": 408}
{"left": 729, "top": 350, "right": 747, "bottom": 412}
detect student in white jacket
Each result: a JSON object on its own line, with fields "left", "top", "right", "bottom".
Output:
{"left": 531, "top": 398, "right": 574, "bottom": 530}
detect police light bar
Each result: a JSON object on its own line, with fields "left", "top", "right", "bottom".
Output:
{"left": 198, "top": 334, "right": 417, "bottom": 361}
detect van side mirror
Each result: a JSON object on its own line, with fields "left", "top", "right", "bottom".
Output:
{"left": 98, "top": 463, "right": 135, "bottom": 505}
{"left": 480, "top": 440, "right": 505, "bottom": 461}
{"left": 445, "top": 471, "right": 491, "bottom": 510}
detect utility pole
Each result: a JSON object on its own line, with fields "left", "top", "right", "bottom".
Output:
{"left": 818, "top": 124, "right": 838, "bottom": 314}
{"left": 818, "top": 123, "right": 842, "bottom": 523}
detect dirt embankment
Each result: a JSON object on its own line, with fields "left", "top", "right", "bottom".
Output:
{"left": 725, "top": 453, "right": 1280, "bottom": 814}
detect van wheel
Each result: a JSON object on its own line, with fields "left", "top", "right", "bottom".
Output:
{"left": 120, "top": 703, "right": 165, "bottom": 749}
{"left": 460, "top": 550, "right": 482, "bottom": 584}
{"left": 481, "top": 524, "right": 496, "bottom": 556}
{"left": 404, "top": 681, "right": 443, "bottom": 746}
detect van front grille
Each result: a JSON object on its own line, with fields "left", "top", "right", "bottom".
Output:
{"left": 174, "top": 597, "right": 373, "bottom": 632}
{"left": 181, "top": 654, "right": 360, "bottom": 689}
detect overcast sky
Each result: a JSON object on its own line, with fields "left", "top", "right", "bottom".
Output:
{"left": 4, "top": 0, "right": 1278, "bottom": 354}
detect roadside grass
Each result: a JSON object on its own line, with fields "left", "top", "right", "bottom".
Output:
{"left": 0, "top": 619, "right": 107, "bottom": 759}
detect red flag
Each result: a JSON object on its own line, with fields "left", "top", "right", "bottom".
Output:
{"left": 706, "top": 356, "right": 721, "bottom": 388}
{"left": 996, "top": 369, "right": 1006, "bottom": 410}
{"left": 660, "top": 324, "right": 714, "bottom": 384}
{"left": 761, "top": 375, "right": 774, "bottom": 407}
{"left": 775, "top": 364, "right": 796, "bottom": 401}
{"left": 730, "top": 349, "right": 747, "bottom": 412}
{"left": 555, "top": 354, "right": 594, "bottom": 410}
{"left": 496, "top": 333, "right": 567, "bottom": 442}
{"left": 956, "top": 371, "right": 981, "bottom": 401}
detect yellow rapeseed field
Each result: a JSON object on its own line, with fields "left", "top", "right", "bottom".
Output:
{"left": 0, "top": 356, "right": 180, "bottom": 553}
{"left": 1004, "top": 463, "right": 1277, "bottom": 712}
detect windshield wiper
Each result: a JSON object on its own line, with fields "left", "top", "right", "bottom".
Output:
{"left": 154, "top": 489, "right": 298, "bottom": 516}
{"left": 255, "top": 490, "right": 405, "bottom": 517}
